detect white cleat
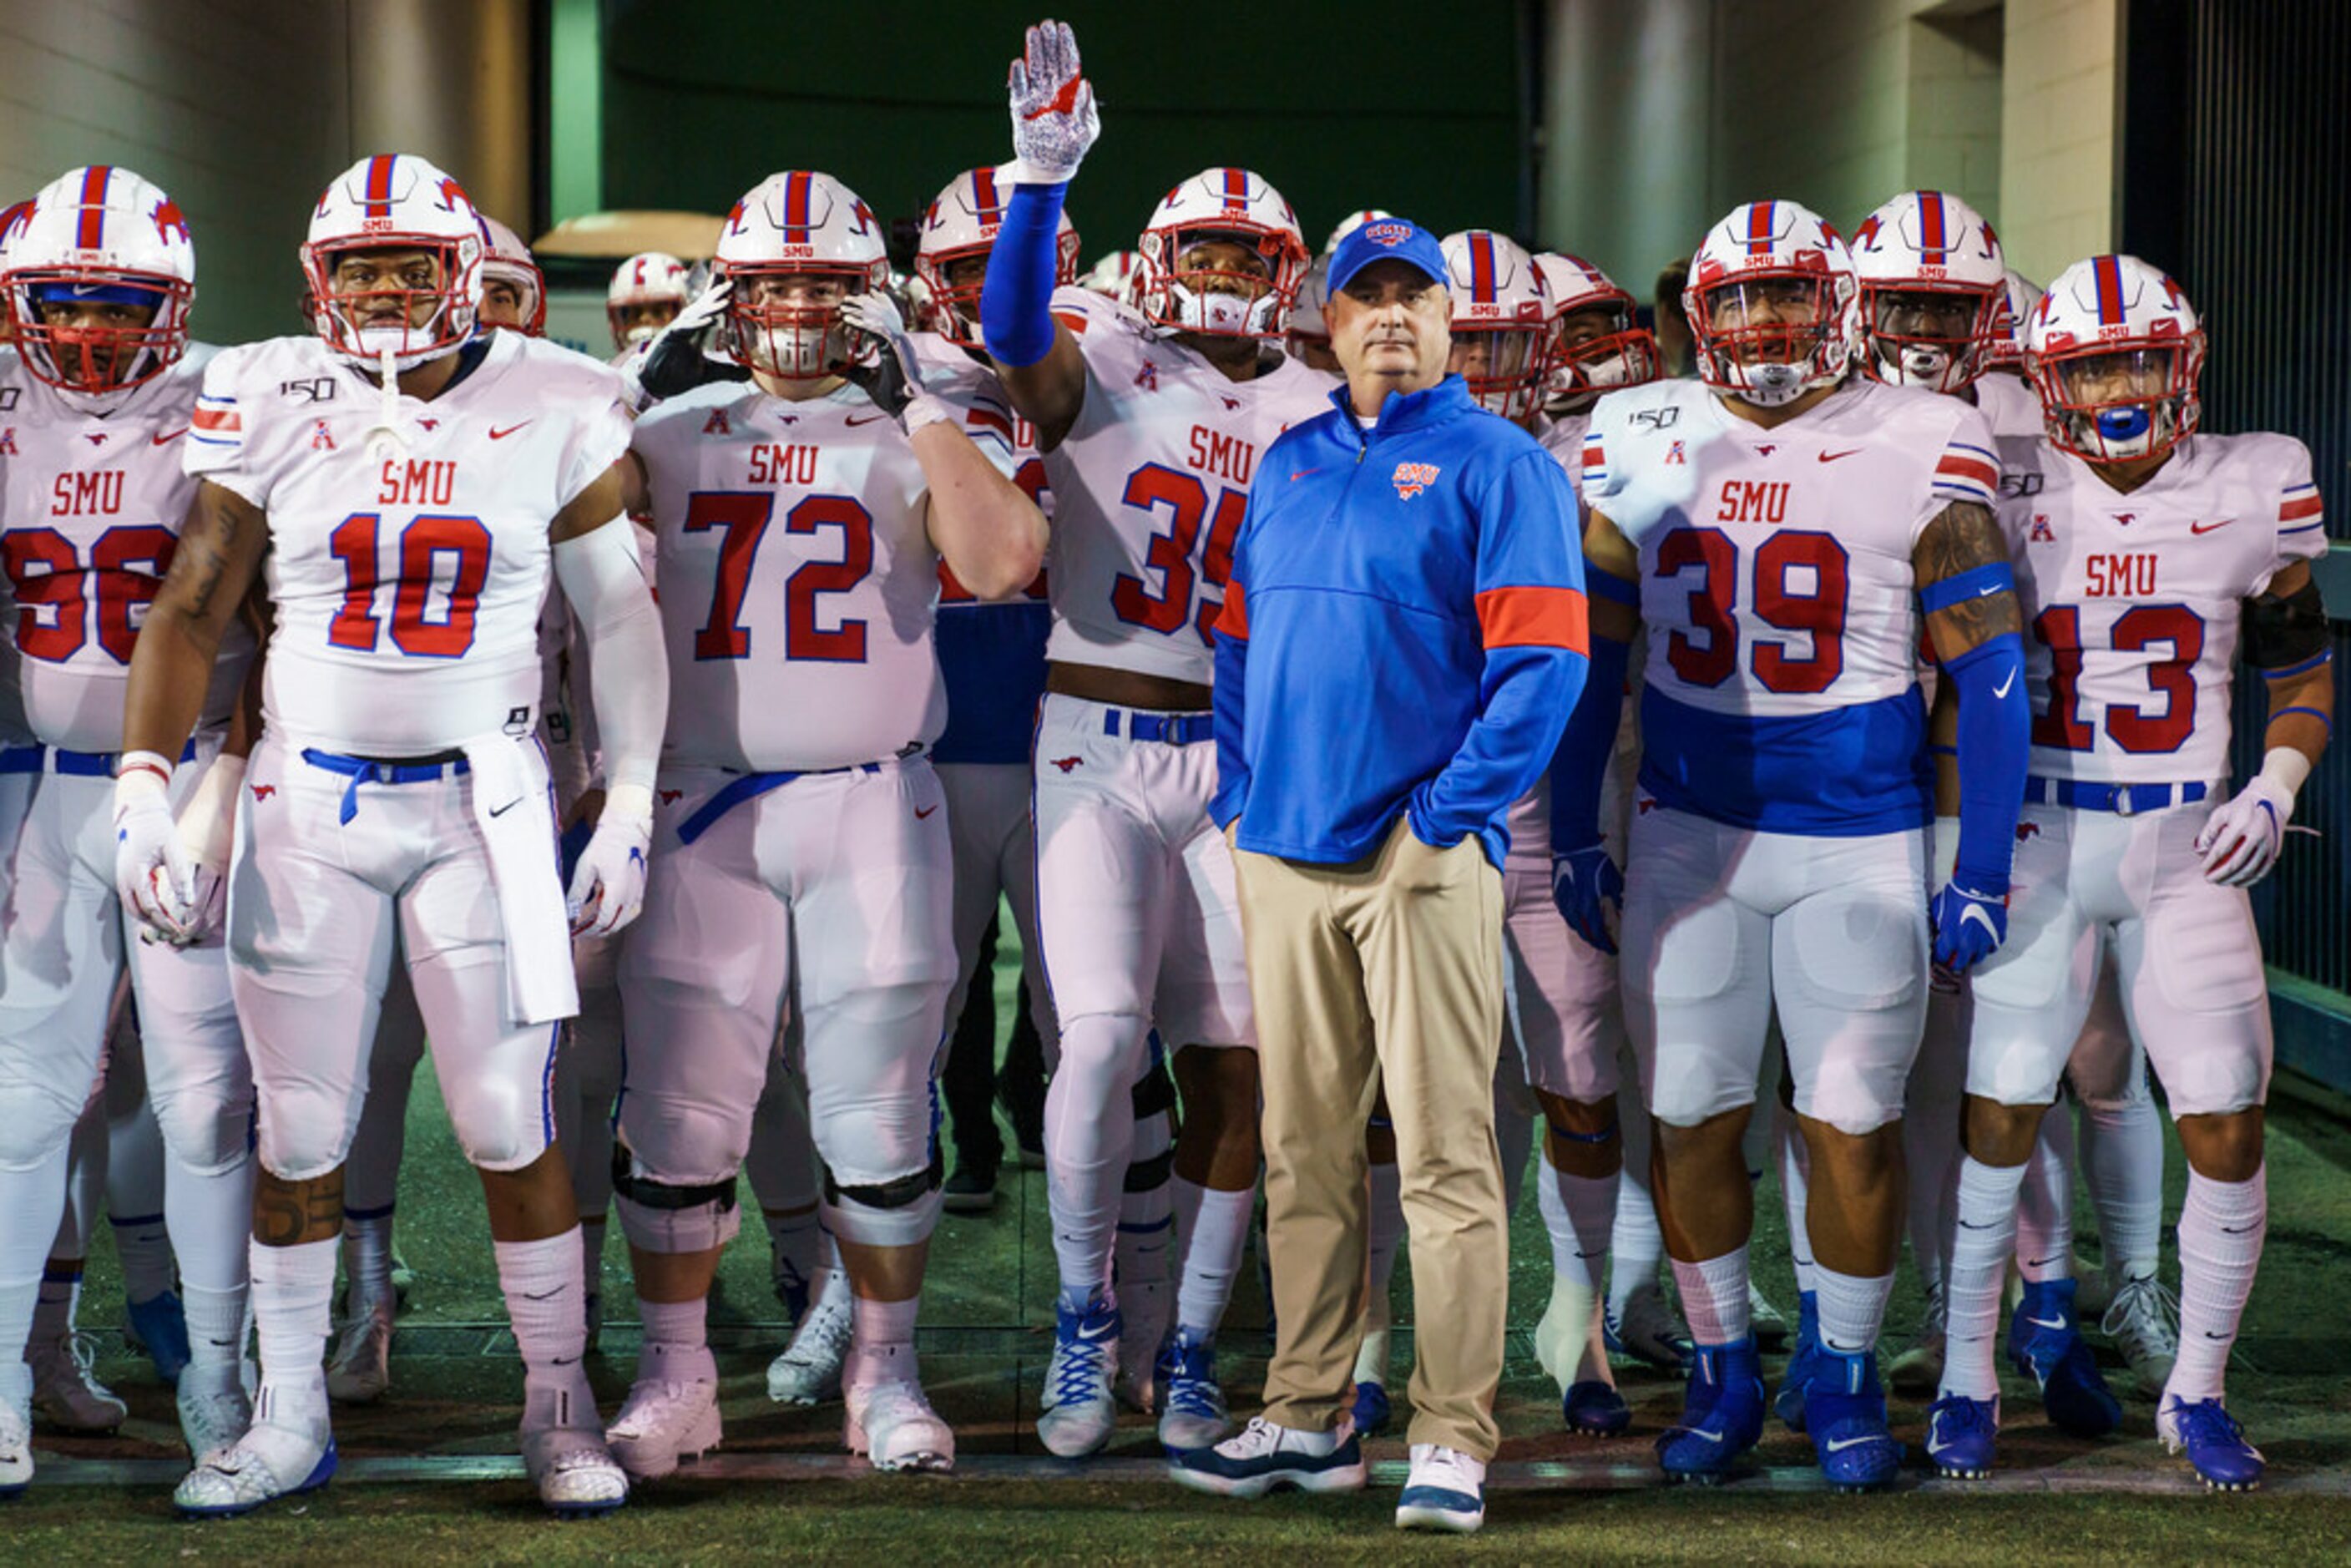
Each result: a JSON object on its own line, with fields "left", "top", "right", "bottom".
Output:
{"left": 177, "top": 1361, "right": 254, "bottom": 1463}
{"left": 325, "top": 1302, "right": 393, "bottom": 1404}
{"left": 847, "top": 1378, "right": 955, "bottom": 1472}
{"left": 524, "top": 1380, "right": 629, "bottom": 1517}
{"left": 174, "top": 1407, "right": 336, "bottom": 1518}
{"left": 1, "top": 1363, "right": 33, "bottom": 1497}
{"left": 30, "top": 1332, "right": 126, "bottom": 1433}
{"left": 2102, "top": 1274, "right": 2181, "bottom": 1399}
{"left": 604, "top": 1375, "right": 721, "bottom": 1480}
{"left": 767, "top": 1293, "right": 852, "bottom": 1406}
{"left": 1036, "top": 1301, "right": 1121, "bottom": 1459}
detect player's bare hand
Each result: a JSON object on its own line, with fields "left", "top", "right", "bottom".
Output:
{"left": 566, "top": 783, "right": 653, "bottom": 938}
{"left": 2195, "top": 775, "right": 2292, "bottom": 887}
{"left": 1008, "top": 19, "right": 1099, "bottom": 184}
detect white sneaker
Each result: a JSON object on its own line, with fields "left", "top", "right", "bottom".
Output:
{"left": 1888, "top": 1281, "right": 1947, "bottom": 1398}
{"left": 1036, "top": 1297, "right": 1121, "bottom": 1459}
{"left": 847, "top": 1378, "right": 956, "bottom": 1471}
{"left": 30, "top": 1331, "right": 126, "bottom": 1433}
{"left": 1747, "top": 1279, "right": 1790, "bottom": 1350}
{"left": 1397, "top": 1443, "right": 1486, "bottom": 1533}
{"left": 2102, "top": 1274, "right": 2181, "bottom": 1399}
{"left": 174, "top": 1401, "right": 336, "bottom": 1517}
{"left": 0, "top": 1363, "right": 33, "bottom": 1497}
{"left": 177, "top": 1360, "right": 253, "bottom": 1463}
{"left": 767, "top": 1292, "right": 852, "bottom": 1406}
{"left": 604, "top": 1375, "right": 721, "bottom": 1480}
{"left": 325, "top": 1302, "right": 393, "bottom": 1404}
{"left": 524, "top": 1378, "right": 629, "bottom": 1516}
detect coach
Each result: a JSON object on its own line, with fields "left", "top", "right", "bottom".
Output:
{"left": 1172, "top": 219, "right": 1590, "bottom": 1532}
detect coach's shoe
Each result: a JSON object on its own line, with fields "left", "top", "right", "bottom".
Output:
{"left": 2159, "top": 1394, "right": 2264, "bottom": 1492}
{"left": 847, "top": 1378, "right": 956, "bottom": 1472}
{"left": 997, "top": 1071, "right": 1047, "bottom": 1170}
{"left": 1156, "top": 1328, "right": 1232, "bottom": 1452}
{"left": 524, "top": 1378, "right": 630, "bottom": 1517}
{"left": 1169, "top": 1414, "right": 1367, "bottom": 1498}
{"left": 325, "top": 1299, "right": 394, "bottom": 1404}
{"left": 126, "top": 1290, "right": 193, "bottom": 1388}
{"left": 1802, "top": 1349, "right": 1903, "bottom": 1492}
{"left": 1563, "top": 1379, "right": 1633, "bottom": 1437}
{"left": 605, "top": 1374, "right": 721, "bottom": 1480}
{"left": 2007, "top": 1277, "right": 2121, "bottom": 1438}
{"left": 2101, "top": 1274, "right": 2181, "bottom": 1399}
{"left": 1888, "top": 1282, "right": 1947, "bottom": 1398}
{"left": 29, "top": 1331, "right": 125, "bottom": 1433}
{"left": 1396, "top": 1443, "right": 1485, "bottom": 1533}
{"left": 942, "top": 1159, "right": 998, "bottom": 1216}
{"left": 177, "top": 1360, "right": 253, "bottom": 1464}
{"left": 1037, "top": 1296, "right": 1121, "bottom": 1459}
{"left": 1605, "top": 1282, "right": 1694, "bottom": 1371}
{"left": 1772, "top": 1290, "right": 1823, "bottom": 1432}
{"left": 1748, "top": 1280, "right": 1790, "bottom": 1351}
{"left": 1924, "top": 1392, "right": 1998, "bottom": 1479}
{"left": 767, "top": 1284, "right": 852, "bottom": 1406}
{"left": 174, "top": 1404, "right": 336, "bottom": 1518}
{"left": 1350, "top": 1380, "right": 1393, "bottom": 1439}
{"left": 1, "top": 1363, "right": 33, "bottom": 1498}
{"left": 1656, "top": 1337, "right": 1764, "bottom": 1483}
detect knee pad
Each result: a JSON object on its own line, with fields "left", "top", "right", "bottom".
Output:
{"left": 823, "top": 1152, "right": 943, "bottom": 1248}
{"left": 612, "top": 1152, "right": 742, "bottom": 1253}
{"left": 149, "top": 1090, "right": 254, "bottom": 1178}
{"left": 442, "top": 1064, "right": 554, "bottom": 1174}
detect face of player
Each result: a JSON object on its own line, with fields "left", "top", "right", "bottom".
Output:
{"left": 2055, "top": 347, "right": 2173, "bottom": 407}
{"left": 479, "top": 276, "right": 530, "bottom": 331}
{"left": 1873, "top": 287, "right": 1979, "bottom": 342}
{"left": 29, "top": 294, "right": 159, "bottom": 387}
{"left": 731, "top": 270, "right": 859, "bottom": 392}
{"left": 1447, "top": 328, "right": 1540, "bottom": 383}
{"left": 940, "top": 252, "right": 989, "bottom": 334}
{"left": 330, "top": 247, "right": 446, "bottom": 332}
{"left": 1328, "top": 260, "right": 1450, "bottom": 405}
{"left": 1705, "top": 276, "right": 1820, "bottom": 363}
{"left": 614, "top": 298, "right": 680, "bottom": 341}
{"left": 1175, "top": 237, "right": 1271, "bottom": 300}
{"left": 1559, "top": 304, "right": 1622, "bottom": 354}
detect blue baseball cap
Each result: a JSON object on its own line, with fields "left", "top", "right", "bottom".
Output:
{"left": 1326, "top": 218, "right": 1448, "bottom": 294}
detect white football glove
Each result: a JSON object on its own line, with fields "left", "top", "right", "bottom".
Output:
{"left": 566, "top": 782, "right": 653, "bottom": 938}
{"left": 162, "top": 752, "right": 244, "bottom": 946}
{"left": 113, "top": 753, "right": 196, "bottom": 943}
{"left": 1007, "top": 19, "right": 1100, "bottom": 185}
{"left": 2195, "top": 771, "right": 2295, "bottom": 887}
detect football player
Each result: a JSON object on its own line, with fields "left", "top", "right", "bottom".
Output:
{"left": 1282, "top": 255, "right": 1338, "bottom": 373}
{"left": 0, "top": 165, "right": 257, "bottom": 1495}
{"left": 480, "top": 217, "right": 547, "bottom": 336}
{"left": 1077, "top": 249, "right": 1141, "bottom": 302}
{"left": 1555, "top": 199, "right": 2030, "bottom": 1490}
{"left": 605, "top": 169, "right": 1045, "bottom": 1477}
{"left": 607, "top": 250, "right": 689, "bottom": 355}
{"left": 1925, "top": 257, "right": 2330, "bottom": 1491}
{"left": 116, "top": 153, "right": 665, "bottom": 1518}
{"left": 978, "top": 20, "right": 1337, "bottom": 1456}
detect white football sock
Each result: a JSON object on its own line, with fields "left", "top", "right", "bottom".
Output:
{"left": 1172, "top": 1178, "right": 1251, "bottom": 1338}
{"left": 1114, "top": 1100, "right": 1172, "bottom": 1344}
{"left": 1671, "top": 1244, "right": 1750, "bottom": 1346}
{"left": 167, "top": 1153, "right": 254, "bottom": 1372}
{"left": 182, "top": 1282, "right": 246, "bottom": 1371}
{"left": 1535, "top": 1156, "right": 1615, "bottom": 1290}
{"left": 1043, "top": 1016, "right": 1144, "bottom": 1305}
{"left": 2081, "top": 1094, "right": 2164, "bottom": 1286}
{"left": 1781, "top": 1125, "right": 1816, "bottom": 1296}
{"left": 850, "top": 1292, "right": 921, "bottom": 1389}
{"left": 1607, "top": 1112, "right": 1664, "bottom": 1320}
{"left": 493, "top": 1229, "right": 589, "bottom": 1388}
{"left": 636, "top": 1292, "right": 713, "bottom": 1384}
{"left": 2166, "top": 1166, "right": 2264, "bottom": 1404}
{"left": 1813, "top": 1263, "right": 1893, "bottom": 1354}
{"left": 1940, "top": 1156, "right": 2026, "bottom": 1402}
{"left": 2015, "top": 1108, "right": 2074, "bottom": 1282}
{"left": 0, "top": 1143, "right": 68, "bottom": 1363}
{"left": 251, "top": 1235, "right": 338, "bottom": 1409}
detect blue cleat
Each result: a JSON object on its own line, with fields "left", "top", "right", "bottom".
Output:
{"left": 1563, "top": 1379, "right": 1631, "bottom": 1437}
{"left": 1656, "top": 1337, "right": 1764, "bottom": 1483}
{"left": 1350, "top": 1379, "right": 1392, "bottom": 1439}
{"left": 1924, "top": 1393, "right": 1999, "bottom": 1479}
{"left": 1772, "top": 1289, "right": 1822, "bottom": 1432}
{"left": 2160, "top": 1396, "right": 2264, "bottom": 1491}
{"left": 124, "top": 1291, "right": 192, "bottom": 1388}
{"left": 1803, "top": 1348, "right": 1903, "bottom": 1491}
{"left": 2007, "top": 1278, "right": 2121, "bottom": 1438}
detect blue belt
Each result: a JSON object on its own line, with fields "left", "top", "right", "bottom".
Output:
{"left": 1100, "top": 707, "right": 1214, "bottom": 745}
{"left": 675, "top": 761, "right": 883, "bottom": 846}
{"left": 301, "top": 747, "right": 470, "bottom": 825}
{"left": 0, "top": 739, "right": 198, "bottom": 776}
{"left": 2025, "top": 776, "right": 2208, "bottom": 817}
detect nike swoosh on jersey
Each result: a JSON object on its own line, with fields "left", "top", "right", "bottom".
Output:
{"left": 152, "top": 427, "right": 189, "bottom": 445}
{"left": 489, "top": 797, "right": 521, "bottom": 817}
{"left": 488, "top": 421, "right": 533, "bottom": 439}
{"left": 1818, "top": 448, "right": 1863, "bottom": 463}
{"left": 2190, "top": 518, "right": 2236, "bottom": 534}
{"left": 845, "top": 413, "right": 890, "bottom": 427}
{"left": 914, "top": 804, "right": 938, "bottom": 818}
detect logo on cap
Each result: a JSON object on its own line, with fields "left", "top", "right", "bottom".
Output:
{"left": 1363, "top": 221, "right": 1413, "bottom": 249}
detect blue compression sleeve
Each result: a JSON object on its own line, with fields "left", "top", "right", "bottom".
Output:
{"left": 980, "top": 180, "right": 1069, "bottom": 367}
{"left": 1548, "top": 629, "right": 1629, "bottom": 852}
{"left": 1944, "top": 630, "right": 2030, "bottom": 893}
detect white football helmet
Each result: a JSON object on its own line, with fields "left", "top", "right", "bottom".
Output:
{"left": 0, "top": 164, "right": 195, "bottom": 398}
{"left": 715, "top": 170, "right": 889, "bottom": 381}
{"left": 478, "top": 215, "right": 544, "bottom": 337}
{"left": 302, "top": 154, "right": 485, "bottom": 369}
{"left": 1441, "top": 230, "right": 1551, "bottom": 422}
{"left": 606, "top": 250, "right": 689, "bottom": 348}
{"left": 1529, "top": 251, "right": 1658, "bottom": 414}
{"left": 1686, "top": 199, "right": 1858, "bottom": 407}
{"left": 2026, "top": 255, "right": 2205, "bottom": 463}
{"left": 916, "top": 164, "right": 1080, "bottom": 350}
{"left": 1849, "top": 190, "right": 2007, "bottom": 394}
{"left": 1984, "top": 267, "right": 2042, "bottom": 374}
{"left": 1284, "top": 252, "right": 1332, "bottom": 362}
{"left": 1079, "top": 249, "right": 1141, "bottom": 303}
{"left": 1136, "top": 167, "right": 1308, "bottom": 339}
{"left": 1324, "top": 209, "right": 1393, "bottom": 255}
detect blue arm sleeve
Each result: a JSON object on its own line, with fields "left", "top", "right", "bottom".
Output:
{"left": 1943, "top": 629, "right": 2030, "bottom": 893}
{"left": 1548, "top": 625, "right": 1630, "bottom": 852}
{"left": 980, "top": 181, "right": 1069, "bottom": 367}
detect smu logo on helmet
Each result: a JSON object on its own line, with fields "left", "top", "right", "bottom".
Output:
{"left": 1392, "top": 461, "right": 1441, "bottom": 499}
{"left": 1362, "top": 221, "right": 1414, "bottom": 249}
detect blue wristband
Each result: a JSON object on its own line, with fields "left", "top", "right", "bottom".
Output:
{"left": 980, "top": 180, "right": 1069, "bottom": 367}
{"left": 1919, "top": 561, "right": 2015, "bottom": 615}
{"left": 1588, "top": 564, "right": 1640, "bottom": 607}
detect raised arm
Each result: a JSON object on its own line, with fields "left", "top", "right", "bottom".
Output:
{"left": 2198, "top": 559, "right": 2336, "bottom": 884}
{"left": 980, "top": 20, "right": 1099, "bottom": 449}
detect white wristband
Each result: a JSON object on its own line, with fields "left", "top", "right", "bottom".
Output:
{"left": 902, "top": 392, "right": 954, "bottom": 438}
{"left": 602, "top": 781, "right": 655, "bottom": 829}
{"left": 2258, "top": 745, "right": 2313, "bottom": 800}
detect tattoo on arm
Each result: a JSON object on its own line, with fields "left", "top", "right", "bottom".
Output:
{"left": 1915, "top": 500, "right": 2022, "bottom": 655}
{"left": 168, "top": 482, "right": 266, "bottom": 628}
{"left": 251, "top": 1166, "right": 346, "bottom": 1247}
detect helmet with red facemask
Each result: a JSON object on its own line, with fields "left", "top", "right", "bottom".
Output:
{"left": 1440, "top": 230, "right": 1551, "bottom": 424}
{"left": 1135, "top": 168, "right": 1308, "bottom": 340}
{"left": 1079, "top": 249, "right": 1142, "bottom": 305}
{"left": 606, "top": 251, "right": 689, "bottom": 349}
{"left": 715, "top": 171, "right": 890, "bottom": 381}
{"left": 916, "top": 165, "right": 1080, "bottom": 350}
{"left": 1984, "top": 267, "right": 2042, "bottom": 375}
{"left": 2026, "top": 255, "right": 2206, "bottom": 464}
{"left": 478, "top": 216, "right": 545, "bottom": 336}
{"left": 1284, "top": 252, "right": 1333, "bottom": 364}
{"left": 1, "top": 164, "right": 195, "bottom": 402}
{"left": 1528, "top": 251, "right": 1658, "bottom": 415}
{"left": 1849, "top": 190, "right": 2008, "bottom": 394}
{"left": 1685, "top": 199, "right": 1858, "bottom": 407}
{"left": 301, "top": 154, "right": 485, "bottom": 372}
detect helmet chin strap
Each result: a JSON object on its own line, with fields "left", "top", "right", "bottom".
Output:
{"left": 365, "top": 343, "right": 409, "bottom": 462}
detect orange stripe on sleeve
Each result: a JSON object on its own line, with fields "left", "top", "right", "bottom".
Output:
{"left": 1476, "top": 584, "right": 1588, "bottom": 655}
{"left": 192, "top": 405, "right": 240, "bottom": 432}
{"left": 1216, "top": 580, "right": 1248, "bottom": 641}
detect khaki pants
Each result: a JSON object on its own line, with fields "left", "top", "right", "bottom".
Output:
{"left": 1235, "top": 817, "right": 1507, "bottom": 1459}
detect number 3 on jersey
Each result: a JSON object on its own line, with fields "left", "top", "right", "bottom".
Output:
{"left": 686, "top": 490, "right": 873, "bottom": 663}
{"left": 1653, "top": 525, "right": 1848, "bottom": 693}
{"left": 1111, "top": 463, "right": 1247, "bottom": 646}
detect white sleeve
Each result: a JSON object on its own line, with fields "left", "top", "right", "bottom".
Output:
{"left": 183, "top": 349, "right": 269, "bottom": 506}
{"left": 552, "top": 513, "right": 665, "bottom": 794}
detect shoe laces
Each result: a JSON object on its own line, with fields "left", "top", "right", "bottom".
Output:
{"left": 2102, "top": 1276, "right": 2181, "bottom": 1348}
{"left": 1048, "top": 1329, "right": 1111, "bottom": 1408}
{"left": 1408, "top": 1443, "right": 1481, "bottom": 1487}
{"left": 787, "top": 1298, "right": 853, "bottom": 1361}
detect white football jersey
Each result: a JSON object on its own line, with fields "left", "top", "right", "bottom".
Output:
{"left": 0, "top": 346, "right": 250, "bottom": 751}
{"left": 1998, "top": 432, "right": 2327, "bottom": 787}
{"left": 1039, "top": 286, "right": 1336, "bottom": 683}
{"left": 632, "top": 372, "right": 1017, "bottom": 772}
{"left": 1539, "top": 411, "right": 1591, "bottom": 502}
{"left": 185, "top": 331, "right": 633, "bottom": 756}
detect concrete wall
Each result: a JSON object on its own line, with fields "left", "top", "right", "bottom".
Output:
{"left": 1996, "top": 0, "right": 2119, "bottom": 286}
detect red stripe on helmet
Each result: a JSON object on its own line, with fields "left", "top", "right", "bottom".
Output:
{"left": 973, "top": 166, "right": 1001, "bottom": 228}
{"left": 1746, "top": 200, "right": 1776, "bottom": 257}
{"left": 363, "top": 154, "right": 395, "bottom": 220}
{"left": 1222, "top": 168, "right": 1248, "bottom": 215}
{"left": 75, "top": 166, "right": 111, "bottom": 250}
{"left": 784, "top": 172, "right": 811, "bottom": 244}
{"left": 1469, "top": 232, "right": 1498, "bottom": 303}
{"left": 2092, "top": 255, "right": 2126, "bottom": 326}
{"left": 1919, "top": 192, "right": 1948, "bottom": 260}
